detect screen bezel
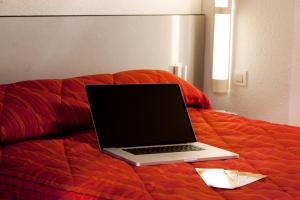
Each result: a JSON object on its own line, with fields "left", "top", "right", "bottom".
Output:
{"left": 86, "top": 84, "right": 197, "bottom": 150}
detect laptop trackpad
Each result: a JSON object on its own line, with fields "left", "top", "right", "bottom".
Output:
{"left": 164, "top": 151, "right": 203, "bottom": 160}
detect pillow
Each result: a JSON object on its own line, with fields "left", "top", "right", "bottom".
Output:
{"left": 114, "top": 70, "right": 211, "bottom": 109}
{"left": 0, "top": 70, "right": 211, "bottom": 144}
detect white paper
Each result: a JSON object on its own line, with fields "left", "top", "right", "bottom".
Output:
{"left": 195, "top": 168, "right": 266, "bottom": 189}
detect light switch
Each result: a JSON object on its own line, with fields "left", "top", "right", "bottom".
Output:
{"left": 235, "top": 74, "right": 243, "bottom": 83}
{"left": 234, "top": 71, "right": 248, "bottom": 86}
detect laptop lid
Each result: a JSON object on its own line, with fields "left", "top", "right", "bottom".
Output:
{"left": 86, "top": 84, "right": 196, "bottom": 150}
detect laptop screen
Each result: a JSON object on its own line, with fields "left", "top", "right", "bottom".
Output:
{"left": 86, "top": 84, "right": 196, "bottom": 149}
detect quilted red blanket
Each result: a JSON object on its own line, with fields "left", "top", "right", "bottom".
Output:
{"left": 0, "top": 70, "right": 299, "bottom": 200}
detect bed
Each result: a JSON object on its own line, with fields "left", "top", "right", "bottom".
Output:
{"left": 0, "top": 69, "right": 299, "bottom": 200}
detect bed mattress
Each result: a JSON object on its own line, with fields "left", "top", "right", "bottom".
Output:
{"left": 0, "top": 70, "right": 299, "bottom": 200}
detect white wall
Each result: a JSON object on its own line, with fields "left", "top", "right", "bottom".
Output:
{"left": 289, "top": 0, "right": 300, "bottom": 126}
{"left": 203, "top": 0, "right": 299, "bottom": 125}
{"left": 0, "top": 0, "right": 202, "bottom": 15}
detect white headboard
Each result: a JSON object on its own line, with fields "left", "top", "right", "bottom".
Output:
{"left": 0, "top": 15, "right": 205, "bottom": 88}
{"left": 0, "top": 0, "right": 202, "bottom": 16}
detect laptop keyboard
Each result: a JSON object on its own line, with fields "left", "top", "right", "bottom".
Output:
{"left": 123, "top": 144, "right": 204, "bottom": 155}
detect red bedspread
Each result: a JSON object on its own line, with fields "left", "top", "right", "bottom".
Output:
{"left": 1, "top": 70, "right": 300, "bottom": 200}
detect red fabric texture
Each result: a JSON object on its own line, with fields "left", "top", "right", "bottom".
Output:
{"left": 0, "top": 70, "right": 210, "bottom": 144}
{"left": 1, "top": 110, "right": 300, "bottom": 199}
{"left": 1, "top": 70, "right": 299, "bottom": 199}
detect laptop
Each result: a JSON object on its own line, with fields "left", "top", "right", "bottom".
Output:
{"left": 86, "top": 84, "right": 238, "bottom": 166}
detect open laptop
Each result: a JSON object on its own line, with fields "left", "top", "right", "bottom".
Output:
{"left": 86, "top": 84, "right": 238, "bottom": 166}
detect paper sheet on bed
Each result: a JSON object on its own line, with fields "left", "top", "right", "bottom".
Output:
{"left": 195, "top": 168, "right": 266, "bottom": 189}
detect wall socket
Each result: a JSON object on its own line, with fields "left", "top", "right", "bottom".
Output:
{"left": 173, "top": 64, "right": 187, "bottom": 80}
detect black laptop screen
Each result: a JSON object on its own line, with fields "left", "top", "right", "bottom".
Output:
{"left": 86, "top": 84, "right": 196, "bottom": 149}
